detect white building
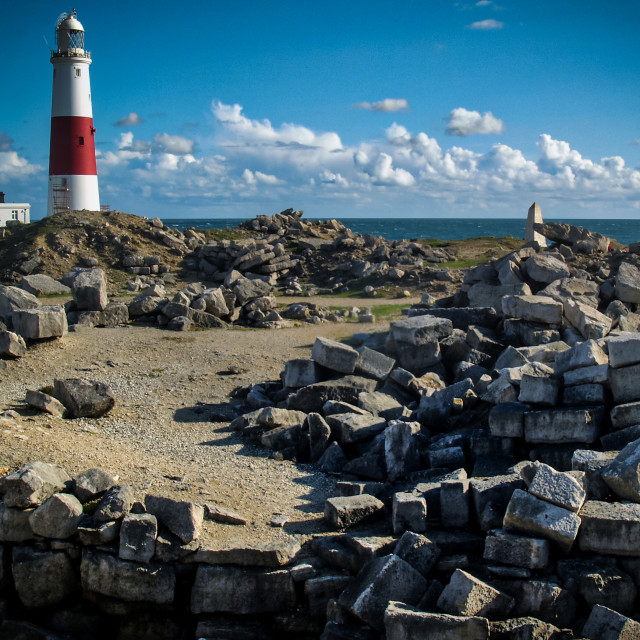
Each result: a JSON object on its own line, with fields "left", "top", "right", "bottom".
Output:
{"left": 0, "top": 193, "right": 30, "bottom": 227}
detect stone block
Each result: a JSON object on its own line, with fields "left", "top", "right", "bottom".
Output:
{"left": 611, "top": 401, "right": 640, "bottom": 431}
{"left": 578, "top": 501, "right": 640, "bottom": 556}
{"left": 524, "top": 407, "right": 603, "bottom": 444}
{"left": 12, "top": 305, "right": 68, "bottom": 339}
{"left": 554, "top": 339, "right": 609, "bottom": 375}
{"left": 563, "top": 363, "right": 609, "bottom": 386}
{"left": 81, "top": 549, "right": 175, "bottom": 603}
{"left": 358, "top": 391, "right": 405, "bottom": 420}
{"left": 440, "top": 480, "right": 470, "bottom": 529}
{"left": 564, "top": 299, "right": 612, "bottom": 339}
{"left": 0, "top": 461, "right": 70, "bottom": 508}
{"left": 0, "top": 330, "right": 26, "bottom": 358}
{"left": 615, "top": 261, "right": 640, "bottom": 304}
{"left": 390, "top": 315, "right": 453, "bottom": 346}
{"left": 528, "top": 463, "right": 586, "bottom": 512}
{"left": 77, "top": 520, "right": 120, "bottom": 545}
{"left": 518, "top": 374, "right": 560, "bottom": 406}
{"left": 53, "top": 378, "right": 115, "bottom": 418}
{"left": 0, "top": 503, "right": 34, "bottom": 542}
{"left": 191, "top": 565, "right": 295, "bottom": 614}
{"left": 581, "top": 604, "right": 640, "bottom": 640}
{"left": 193, "top": 538, "right": 300, "bottom": 567}
{"left": 119, "top": 513, "right": 158, "bottom": 563}
{"left": 384, "top": 420, "right": 421, "bottom": 481}
{"left": 29, "top": 492, "right": 83, "bottom": 539}
{"left": 288, "top": 376, "right": 377, "bottom": 413}
{"left": 385, "top": 602, "right": 489, "bottom": 640}
{"left": 338, "top": 554, "right": 427, "bottom": 631}
{"left": 510, "top": 579, "right": 578, "bottom": 628}
{"left": 607, "top": 333, "right": 640, "bottom": 368}
{"left": 392, "top": 492, "right": 427, "bottom": 534}
{"left": 144, "top": 495, "right": 204, "bottom": 543}
{"left": 12, "top": 547, "right": 78, "bottom": 608}
{"left": 73, "top": 268, "right": 108, "bottom": 311}
{"left": 305, "top": 574, "right": 351, "bottom": 616}
{"left": 395, "top": 340, "right": 441, "bottom": 373}
{"left": 562, "top": 383, "right": 605, "bottom": 406}
{"left": 437, "top": 569, "right": 514, "bottom": 619}
{"left": 324, "top": 494, "right": 385, "bottom": 529}
{"left": 601, "top": 439, "right": 640, "bottom": 502}
{"left": 503, "top": 489, "right": 580, "bottom": 552}
{"left": 306, "top": 412, "right": 331, "bottom": 462}
{"left": 602, "top": 425, "right": 640, "bottom": 451}
{"left": 489, "top": 618, "right": 562, "bottom": 639}
{"left": 523, "top": 254, "right": 570, "bottom": 283}
{"left": 72, "top": 467, "right": 117, "bottom": 503}
{"left": 502, "top": 295, "right": 563, "bottom": 325}
{"left": 418, "top": 378, "right": 474, "bottom": 426}
{"left": 355, "top": 346, "right": 395, "bottom": 381}
{"left": 312, "top": 337, "right": 359, "bottom": 374}
{"left": 394, "top": 531, "right": 441, "bottom": 578}
{"left": 609, "top": 364, "right": 640, "bottom": 403}
{"left": 326, "top": 412, "right": 387, "bottom": 444}
{"left": 468, "top": 282, "right": 531, "bottom": 310}
{"left": 470, "top": 475, "right": 526, "bottom": 531}
{"left": 93, "top": 484, "right": 134, "bottom": 522}
{"left": 571, "top": 449, "right": 616, "bottom": 500}
{"left": 488, "top": 403, "right": 528, "bottom": 438}
{"left": 283, "top": 358, "right": 319, "bottom": 388}
{"left": 483, "top": 529, "right": 550, "bottom": 569}
{"left": 25, "top": 389, "right": 66, "bottom": 417}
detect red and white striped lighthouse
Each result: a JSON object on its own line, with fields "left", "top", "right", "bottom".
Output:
{"left": 47, "top": 9, "right": 100, "bottom": 216}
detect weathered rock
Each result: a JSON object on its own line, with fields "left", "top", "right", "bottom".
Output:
{"left": 28, "top": 492, "right": 83, "bottom": 538}
{"left": 534, "top": 221, "right": 609, "bottom": 252}
{"left": 607, "top": 334, "right": 640, "bottom": 368}
{"left": 339, "top": 555, "right": 427, "bottom": 631}
{"left": 518, "top": 374, "right": 560, "bottom": 407}
{"left": 0, "top": 503, "right": 34, "bottom": 542}
{"left": 528, "top": 463, "right": 586, "bottom": 512}
{"left": 524, "top": 202, "right": 547, "bottom": 246}
{"left": 564, "top": 299, "right": 612, "bottom": 339}
{"left": 385, "top": 421, "right": 420, "bottom": 481}
{"left": 193, "top": 538, "right": 301, "bottom": 567}
{"left": 440, "top": 479, "right": 471, "bottom": 528}
{"left": 488, "top": 402, "right": 529, "bottom": 438}
{"left": 0, "top": 461, "right": 70, "bottom": 508}
{"left": 483, "top": 529, "right": 550, "bottom": 569}
{"left": 289, "top": 376, "right": 378, "bottom": 413}
{"left": 391, "top": 315, "right": 453, "bottom": 346}
{"left": 502, "top": 295, "right": 563, "bottom": 325}
{"left": 25, "top": 389, "right": 66, "bottom": 417}
{"left": 554, "top": 339, "right": 609, "bottom": 376}
{"left": 601, "top": 439, "right": 640, "bottom": 502}
{"left": 72, "top": 268, "right": 108, "bottom": 311}
{"left": 119, "top": 513, "right": 158, "bottom": 563}
{"left": 326, "top": 412, "right": 388, "bottom": 444}
{"left": 0, "top": 330, "right": 27, "bottom": 357}
{"left": 355, "top": 346, "right": 395, "bottom": 381}
{"left": 324, "top": 494, "right": 385, "bottom": 529}
{"left": 615, "top": 262, "right": 640, "bottom": 304}
{"left": 467, "top": 283, "right": 531, "bottom": 310}
{"left": 524, "top": 406, "right": 603, "bottom": 444}
{"left": 93, "top": 484, "right": 134, "bottom": 522}
{"left": 144, "top": 494, "right": 204, "bottom": 543}
{"left": 392, "top": 492, "right": 427, "bottom": 534}
{"left": 283, "top": 358, "right": 319, "bottom": 388}
{"left": 578, "top": 501, "right": 640, "bottom": 556}
{"left": 581, "top": 604, "right": 640, "bottom": 640}
{"left": 232, "top": 277, "right": 272, "bottom": 305}
{"left": 12, "top": 305, "right": 68, "bottom": 339}
{"left": 53, "top": 378, "right": 115, "bottom": 418}
{"left": 470, "top": 475, "right": 525, "bottom": 531}
{"left": 72, "top": 467, "right": 117, "bottom": 502}
{"left": 0, "top": 285, "right": 39, "bottom": 322}
{"left": 417, "top": 378, "right": 475, "bottom": 426}
{"left": 609, "top": 363, "right": 640, "bottom": 404}
{"left": 312, "top": 337, "right": 360, "bottom": 374}
{"left": 21, "top": 274, "right": 71, "bottom": 296}
{"left": 523, "top": 254, "right": 570, "bottom": 284}
{"left": 394, "top": 531, "right": 441, "bottom": 578}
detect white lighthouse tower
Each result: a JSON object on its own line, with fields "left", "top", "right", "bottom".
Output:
{"left": 47, "top": 9, "right": 100, "bottom": 216}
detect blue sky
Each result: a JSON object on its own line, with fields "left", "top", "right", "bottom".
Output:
{"left": 1, "top": 0, "right": 639, "bottom": 220}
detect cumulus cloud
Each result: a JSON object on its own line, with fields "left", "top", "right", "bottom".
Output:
{"left": 446, "top": 108, "right": 504, "bottom": 136}
{"left": 242, "top": 169, "right": 283, "bottom": 185}
{"left": 114, "top": 112, "right": 144, "bottom": 127}
{"left": 352, "top": 98, "right": 410, "bottom": 113}
{"left": 0, "top": 133, "right": 42, "bottom": 182}
{"left": 153, "top": 133, "right": 195, "bottom": 155}
{"left": 467, "top": 19, "right": 503, "bottom": 30}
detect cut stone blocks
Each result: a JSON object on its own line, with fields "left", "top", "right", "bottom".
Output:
{"left": 470, "top": 475, "right": 526, "bottom": 531}
{"left": 283, "top": 359, "right": 319, "bottom": 388}
{"left": 324, "top": 494, "right": 385, "bottom": 529}
{"left": 563, "top": 363, "right": 609, "bottom": 386}
{"left": 390, "top": 315, "right": 453, "bottom": 346}
{"left": 311, "top": 337, "right": 359, "bottom": 374}
{"left": 554, "top": 339, "right": 609, "bottom": 376}
{"left": 562, "top": 383, "right": 605, "bottom": 406}
{"left": 524, "top": 407, "right": 603, "bottom": 444}
{"left": 11, "top": 306, "right": 68, "bottom": 339}
{"left": 502, "top": 294, "right": 563, "bottom": 325}
{"left": 601, "top": 439, "right": 640, "bottom": 502}
{"left": 528, "top": 464, "right": 586, "bottom": 512}
{"left": 440, "top": 480, "right": 470, "bottom": 529}
{"left": 385, "top": 602, "right": 489, "bottom": 640}
{"left": 119, "top": 513, "right": 158, "bottom": 563}
{"left": 611, "top": 401, "right": 640, "bottom": 430}
{"left": 392, "top": 492, "right": 427, "bottom": 534}
{"left": 393, "top": 531, "right": 441, "bottom": 578}
{"left": 578, "top": 501, "right": 640, "bottom": 556}
{"left": 564, "top": 299, "right": 612, "bottom": 340}
{"left": 144, "top": 495, "right": 204, "bottom": 543}
{"left": 437, "top": 568, "right": 514, "bottom": 619}
{"left": 609, "top": 364, "right": 640, "bottom": 404}
{"left": 503, "top": 489, "right": 581, "bottom": 552}
{"left": 607, "top": 333, "right": 640, "bottom": 368}
{"left": 488, "top": 402, "right": 529, "bottom": 438}
{"left": 581, "top": 604, "right": 640, "bottom": 640}
{"left": 518, "top": 375, "right": 560, "bottom": 406}
{"left": 355, "top": 346, "right": 395, "bottom": 381}
{"left": 326, "top": 412, "right": 388, "bottom": 444}
{"left": 483, "top": 529, "right": 550, "bottom": 569}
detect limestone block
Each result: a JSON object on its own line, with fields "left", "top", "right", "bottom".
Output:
{"left": 602, "top": 425, "right": 640, "bottom": 451}
{"left": 53, "top": 378, "right": 115, "bottom": 419}
{"left": 541, "top": 276, "right": 599, "bottom": 308}
{"left": 305, "top": 574, "right": 351, "bottom": 616}
{"left": 358, "top": 391, "right": 405, "bottom": 420}
{"left": 470, "top": 475, "right": 526, "bottom": 531}
{"left": 524, "top": 407, "right": 603, "bottom": 444}
{"left": 72, "top": 268, "right": 108, "bottom": 311}
{"left": 119, "top": 513, "right": 158, "bottom": 563}
{"left": 338, "top": 555, "right": 427, "bottom": 631}
{"left": 232, "top": 277, "right": 272, "bottom": 305}
{"left": 193, "top": 539, "right": 301, "bottom": 567}
{"left": 199, "top": 287, "right": 229, "bottom": 317}
{"left": 392, "top": 492, "right": 427, "bottom": 534}
{"left": 564, "top": 299, "right": 612, "bottom": 340}
{"left": 523, "top": 254, "right": 570, "bottom": 284}
{"left": 481, "top": 377, "right": 518, "bottom": 405}
{"left": 554, "top": 339, "right": 609, "bottom": 376}
{"left": 483, "top": 529, "right": 550, "bottom": 569}
{"left": 311, "top": 336, "right": 359, "bottom": 374}
{"left": 488, "top": 402, "right": 529, "bottom": 438}
{"left": 0, "top": 503, "right": 34, "bottom": 542}
{"left": 144, "top": 495, "right": 204, "bottom": 543}
{"left": 615, "top": 261, "right": 640, "bottom": 304}
{"left": 0, "top": 330, "right": 26, "bottom": 358}
{"left": 12, "top": 306, "right": 68, "bottom": 339}
{"left": 581, "top": 604, "right": 640, "bottom": 640}
{"left": 306, "top": 413, "right": 331, "bottom": 462}
{"left": 324, "top": 494, "right": 385, "bottom": 529}
{"left": 562, "top": 383, "right": 605, "bottom": 406}
{"left": 577, "top": 501, "right": 640, "bottom": 556}
{"left": 601, "top": 439, "right": 640, "bottom": 502}
{"left": 428, "top": 446, "right": 466, "bottom": 470}
{"left": 518, "top": 374, "right": 560, "bottom": 406}
{"left": 385, "top": 602, "right": 489, "bottom": 640}
{"left": 563, "top": 363, "right": 609, "bottom": 386}
{"left": 326, "top": 412, "right": 387, "bottom": 444}
{"left": 501, "top": 295, "right": 563, "bottom": 325}
{"left": 390, "top": 315, "right": 453, "bottom": 346}
{"left": 489, "top": 618, "right": 563, "bottom": 639}
{"left": 25, "top": 389, "right": 66, "bottom": 417}
{"left": 572, "top": 449, "right": 616, "bottom": 500}
{"left": 29, "top": 492, "right": 83, "bottom": 539}
{"left": 12, "top": 548, "right": 78, "bottom": 608}
{"left": 497, "top": 259, "right": 523, "bottom": 285}
{"left": 607, "top": 333, "right": 640, "bottom": 368}
{"left": 77, "top": 520, "right": 120, "bottom": 545}
{"left": 355, "top": 346, "right": 395, "bottom": 381}
{"left": 611, "top": 401, "right": 640, "bottom": 430}
{"left": 467, "top": 283, "right": 531, "bottom": 310}
{"left": 503, "top": 319, "right": 561, "bottom": 347}
{"left": 93, "top": 485, "right": 134, "bottom": 522}
{"left": 72, "top": 467, "right": 117, "bottom": 503}
{"left": 394, "top": 531, "right": 441, "bottom": 578}
{"left": 511, "top": 579, "right": 578, "bottom": 628}
{"left": 440, "top": 480, "right": 470, "bottom": 529}
{"left": 418, "top": 378, "right": 474, "bottom": 426}
{"left": 528, "top": 464, "right": 586, "bottom": 512}
{"left": 385, "top": 420, "right": 421, "bottom": 481}
{"left": 81, "top": 549, "right": 175, "bottom": 603}
{"left": 0, "top": 284, "right": 39, "bottom": 322}
{"left": 503, "top": 489, "right": 580, "bottom": 552}
{"left": 0, "top": 461, "right": 70, "bottom": 508}
{"left": 396, "top": 340, "right": 442, "bottom": 374}
{"left": 609, "top": 364, "right": 640, "bottom": 404}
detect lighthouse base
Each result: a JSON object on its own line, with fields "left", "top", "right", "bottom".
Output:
{"left": 47, "top": 174, "right": 100, "bottom": 216}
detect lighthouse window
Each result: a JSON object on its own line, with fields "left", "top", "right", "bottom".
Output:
{"left": 79, "top": 136, "right": 85, "bottom": 146}
{"left": 75, "top": 68, "right": 81, "bottom": 77}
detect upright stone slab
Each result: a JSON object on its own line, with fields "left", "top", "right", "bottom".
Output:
{"left": 524, "top": 202, "right": 547, "bottom": 247}
{"left": 601, "top": 439, "right": 640, "bottom": 502}
{"left": 577, "top": 501, "right": 640, "bottom": 556}
{"left": 73, "top": 268, "right": 108, "bottom": 311}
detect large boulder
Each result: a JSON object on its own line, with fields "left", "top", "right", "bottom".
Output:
{"left": 0, "top": 285, "right": 39, "bottom": 323}
{"left": 21, "top": 274, "right": 71, "bottom": 296}
{"left": 0, "top": 461, "right": 71, "bottom": 508}
{"left": 53, "top": 378, "right": 115, "bottom": 418}
{"left": 11, "top": 305, "right": 68, "bottom": 339}
{"left": 72, "top": 268, "right": 108, "bottom": 311}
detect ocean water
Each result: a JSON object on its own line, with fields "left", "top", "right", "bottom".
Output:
{"left": 164, "top": 217, "right": 640, "bottom": 246}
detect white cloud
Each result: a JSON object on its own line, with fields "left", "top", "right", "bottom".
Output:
{"left": 114, "top": 112, "right": 144, "bottom": 127}
{"left": 242, "top": 169, "right": 282, "bottom": 185}
{"left": 467, "top": 19, "right": 504, "bottom": 30}
{"left": 0, "top": 133, "right": 42, "bottom": 182}
{"left": 352, "top": 98, "right": 410, "bottom": 113}
{"left": 153, "top": 133, "right": 194, "bottom": 154}
{"left": 446, "top": 108, "right": 504, "bottom": 136}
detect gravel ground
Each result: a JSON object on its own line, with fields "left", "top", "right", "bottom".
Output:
{"left": 0, "top": 304, "right": 410, "bottom": 549}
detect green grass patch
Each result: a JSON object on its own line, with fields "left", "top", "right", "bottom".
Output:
{"left": 370, "top": 303, "right": 409, "bottom": 320}
{"left": 197, "top": 227, "right": 255, "bottom": 242}
{"left": 441, "top": 257, "right": 492, "bottom": 269}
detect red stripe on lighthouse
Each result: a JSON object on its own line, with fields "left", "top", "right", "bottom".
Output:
{"left": 49, "top": 116, "right": 97, "bottom": 176}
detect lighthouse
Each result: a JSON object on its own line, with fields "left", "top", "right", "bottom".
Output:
{"left": 47, "top": 9, "right": 100, "bottom": 216}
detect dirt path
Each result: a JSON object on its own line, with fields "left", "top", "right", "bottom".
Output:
{"left": 0, "top": 310, "right": 398, "bottom": 548}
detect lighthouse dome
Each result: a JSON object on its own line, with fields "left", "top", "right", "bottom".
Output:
{"left": 56, "top": 10, "right": 85, "bottom": 54}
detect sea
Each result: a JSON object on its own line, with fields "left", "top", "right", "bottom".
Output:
{"left": 164, "top": 217, "right": 640, "bottom": 247}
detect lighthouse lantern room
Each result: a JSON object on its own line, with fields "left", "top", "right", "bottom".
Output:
{"left": 47, "top": 9, "right": 100, "bottom": 216}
